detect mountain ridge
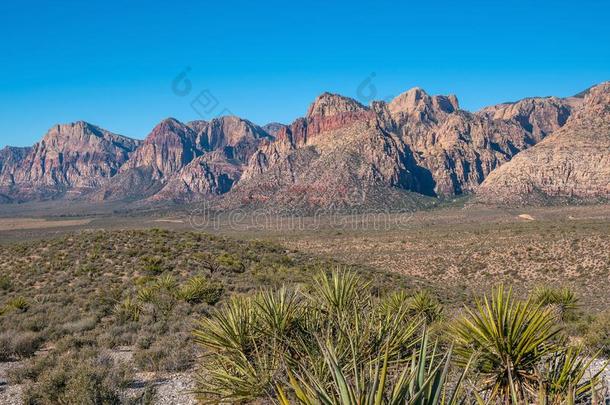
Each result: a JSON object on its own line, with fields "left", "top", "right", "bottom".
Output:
{"left": 1, "top": 82, "right": 607, "bottom": 208}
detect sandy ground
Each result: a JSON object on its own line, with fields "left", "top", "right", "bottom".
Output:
{"left": 0, "top": 218, "right": 91, "bottom": 231}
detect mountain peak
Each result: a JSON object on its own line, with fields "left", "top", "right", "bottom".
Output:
{"left": 39, "top": 121, "right": 139, "bottom": 151}
{"left": 583, "top": 81, "right": 610, "bottom": 109}
{"left": 306, "top": 92, "right": 367, "bottom": 118}
{"left": 388, "top": 87, "right": 459, "bottom": 116}
{"left": 45, "top": 121, "right": 97, "bottom": 137}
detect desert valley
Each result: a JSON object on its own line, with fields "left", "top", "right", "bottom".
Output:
{"left": 0, "top": 78, "right": 609, "bottom": 404}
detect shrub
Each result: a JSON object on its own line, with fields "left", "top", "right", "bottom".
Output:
{"left": 0, "top": 331, "right": 42, "bottom": 361}
{"left": 584, "top": 310, "right": 610, "bottom": 356}
{"left": 21, "top": 350, "right": 132, "bottom": 405}
{"left": 134, "top": 333, "right": 195, "bottom": 372}
{"left": 11, "top": 331, "right": 43, "bottom": 359}
{"left": 0, "top": 274, "right": 13, "bottom": 290}
{"left": 141, "top": 256, "right": 165, "bottom": 275}
{"left": 216, "top": 252, "right": 246, "bottom": 273}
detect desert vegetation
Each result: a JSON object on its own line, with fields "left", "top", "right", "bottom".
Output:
{"left": 193, "top": 271, "right": 607, "bottom": 404}
{"left": 0, "top": 229, "right": 407, "bottom": 403}
{"left": 0, "top": 227, "right": 609, "bottom": 403}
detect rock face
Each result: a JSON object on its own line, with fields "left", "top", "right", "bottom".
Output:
{"left": 99, "top": 116, "right": 272, "bottom": 202}
{"left": 228, "top": 87, "right": 581, "bottom": 208}
{"left": 382, "top": 88, "right": 580, "bottom": 196}
{"left": 261, "top": 123, "right": 288, "bottom": 138}
{"left": 477, "top": 82, "right": 610, "bottom": 204}
{"left": 2, "top": 82, "right": 607, "bottom": 207}
{"left": 120, "top": 118, "right": 199, "bottom": 181}
{"left": 0, "top": 146, "right": 31, "bottom": 184}
{"left": 0, "top": 122, "right": 139, "bottom": 201}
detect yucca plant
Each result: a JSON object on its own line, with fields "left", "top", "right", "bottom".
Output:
{"left": 407, "top": 291, "right": 443, "bottom": 324}
{"left": 380, "top": 291, "right": 410, "bottom": 314}
{"left": 193, "top": 270, "right": 424, "bottom": 403}
{"left": 8, "top": 296, "right": 30, "bottom": 312}
{"left": 197, "top": 340, "right": 283, "bottom": 403}
{"left": 136, "top": 285, "right": 157, "bottom": 304}
{"left": 277, "top": 328, "right": 471, "bottom": 405}
{"left": 193, "top": 295, "right": 271, "bottom": 402}
{"left": 532, "top": 286, "right": 579, "bottom": 322}
{"left": 536, "top": 346, "right": 607, "bottom": 404}
{"left": 113, "top": 297, "right": 141, "bottom": 322}
{"left": 451, "top": 286, "right": 560, "bottom": 403}
{"left": 194, "top": 295, "right": 258, "bottom": 353}
{"left": 179, "top": 275, "right": 223, "bottom": 305}
{"left": 256, "top": 286, "right": 303, "bottom": 338}
{"left": 154, "top": 273, "right": 178, "bottom": 292}
{"left": 308, "top": 270, "right": 367, "bottom": 315}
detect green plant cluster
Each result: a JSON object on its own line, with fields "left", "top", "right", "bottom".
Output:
{"left": 194, "top": 271, "right": 606, "bottom": 404}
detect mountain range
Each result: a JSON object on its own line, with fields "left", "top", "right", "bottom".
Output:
{"left": 1, "top": 82, "right": 608, "bottom": 208}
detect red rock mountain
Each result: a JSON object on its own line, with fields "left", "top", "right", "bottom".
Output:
{"left": 0, "top": 122, "right": 139, "bottom": 201}
{"left": 477, "top": 82, "right": 610, "bottom": 204}
{"left": 1, "top": 82, "right": 607, "bottom": 207}
{"left": 96, "top": 116, "right": 272, "bottom": 202}
{"left": 149, "top": 117, "right": 272, "bottom": 202}
{"left": 0, "top": 146, "right": 31, "bottom": 182}
{"left": 227, "top": 87, "right": 581, "bottom": 208}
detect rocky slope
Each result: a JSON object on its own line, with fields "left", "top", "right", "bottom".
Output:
{"left": 0, "top": 146, "right": 32, "bottom": 202}
{"left": 0, "top": 146, "right": 31, "bottom": 182}
{"left": 0, "top": 122, "right": 139, "bottom": 201}
{"left": 1, "top": 82, "right": 607, "bottom": 208}
{"left": 382, "top": 88, "right": 580, "bottom": 196}
{"left": 226, "top": 87, "right": 581, "bottom": 209}
{"left": 477, "top": 82, "right": 610, "bottom": 204}
{"left": 98, "top": 116, "right": 272, "bottom": 202}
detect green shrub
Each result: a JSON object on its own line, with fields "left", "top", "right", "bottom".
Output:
{"left": 141, "top": 256, "right": 165, "bottom": 275}
{"left": 8, "top": 296, "right": 30, "bottom": 312}
{"left": 216, "top": 252, "right": 245, "bottom": 273}
{"left": 179, "top": 276, "right": 224, "bottom": 305}
{"left": 134, "top": 333, "right": 195, "bottom": 372}
{"left": 584, "top": 309, "right": 610, "bottom": 356}
{"left": 0, "top": 274, "right": 13, "bottom": 290}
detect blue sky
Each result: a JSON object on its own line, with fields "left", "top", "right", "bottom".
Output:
{"left": 1, "top": 0, "right": 609, "bottom": 147}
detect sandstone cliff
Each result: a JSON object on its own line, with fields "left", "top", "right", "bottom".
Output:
{"left": 476, "top": 82, "right": 610, "bottom": 204}
{"left": 227, "top": 87, "right": 580, "bottom": 209}
{"left": 3, "top": 82, "right": 606, "bottom": 208}
{"left": 97, "top": 116, "right": 272, "bottom": 202}
{"left": 0, "top": 122, "right": 139, "bottom": 201}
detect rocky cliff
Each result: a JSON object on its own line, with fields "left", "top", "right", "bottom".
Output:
{"left": 0, "top": 122, "right": 139, "bottom": 201}
{"left": 227, "top": 87, "right": 581, "bottom": 208}
{"left": 98, "top": 116, "right": 272, "bottom": 202}
{"left": 476, "top": 82, "right": 610, "bottom": 204}
{"left": 2, "top": 82, "right": 607, "bottom": 208}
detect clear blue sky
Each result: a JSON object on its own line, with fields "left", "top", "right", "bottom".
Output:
{"left": 1, "top": 0, "right": 609, "bottom": 147}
